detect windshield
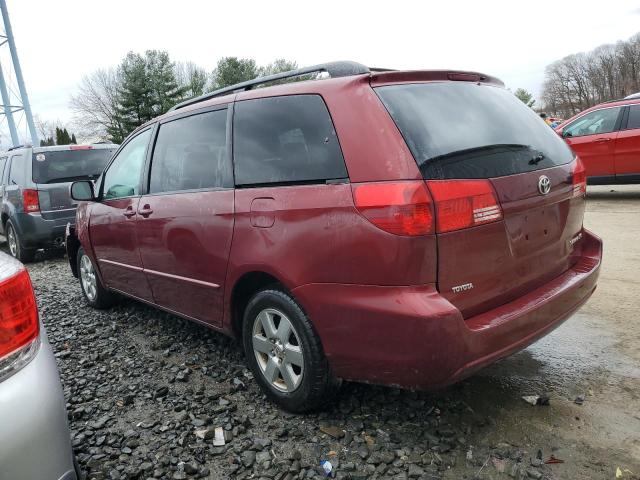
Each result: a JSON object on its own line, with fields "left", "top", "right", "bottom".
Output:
{"left": 32, "top": 148, "right": 116, "bottom": 184}
{"left": 375, "top": 82, "right": 575, "bottom": 179}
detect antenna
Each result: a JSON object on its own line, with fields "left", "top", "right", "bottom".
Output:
{"left": 0, "top": 0, "right": 38, "bottom": 147}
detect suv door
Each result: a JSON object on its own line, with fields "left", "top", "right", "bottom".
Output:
{"left": 614, "top": 104, "right": 640, "bottom": 180}
{"left": 90, "top": 128, "right": 153, "bottom": 301}
{"left": 562, "top": 106, "right": 623, "bottom": 179}
{"left": 136, "top": 107, "right": 234, "bottom": 325}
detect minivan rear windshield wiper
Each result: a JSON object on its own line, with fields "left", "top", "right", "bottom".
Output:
{"left": 420, "top": 144, "right": 552, "bottom": 180}
{"left": 426, "top": 144, "right": 534, "bottom": 165}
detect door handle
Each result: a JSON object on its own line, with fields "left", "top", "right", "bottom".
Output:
{"left": 594, "top": 137, "right": 612, "bottom": 142}
{"left": 123, "top": 207, "right": 136, "bottom": 218}
{"left": 138, "top": 204, "right": 153, "bottom": 217}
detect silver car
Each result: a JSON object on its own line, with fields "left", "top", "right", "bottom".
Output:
{"left": 0, "top": 252, "right": 77, "bottom": 480}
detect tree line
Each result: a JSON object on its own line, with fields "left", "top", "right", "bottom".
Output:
{"left": 541, "top": 32, "right": 640, "bottom": 118}
{"left": 70, "top": 52, "right": 298, "bottom": 143}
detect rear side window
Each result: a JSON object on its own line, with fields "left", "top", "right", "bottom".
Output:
{"left": 233, "top": 95, "right": 347, "bottom": 186}
{"left": 149, "top": 108, "right": 230, "bottom": 194}
{"left": 8, "top": 155, "right": 25, "bottom": 185}
{"left": 627, "top": 105, "right": 640, "bottom": 130}
{"left": 32, "top": 148, "right": 116, "bottom": 184}
{"left": 376, "top": 82, "right": 575, "bottom": 179}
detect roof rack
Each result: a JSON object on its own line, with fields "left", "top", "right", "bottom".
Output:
{"left": 170, "top": 61, "right": 370, "bottom": 112}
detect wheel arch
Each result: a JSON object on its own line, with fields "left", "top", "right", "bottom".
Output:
{"left": 229, "top": 271, "right": 285, "bottom": 340}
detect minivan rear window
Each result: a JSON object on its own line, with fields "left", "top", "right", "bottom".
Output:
{"left": 233, "top": 95, "right": 347, "bottom": 186}
{"left": 375, "top": 82, "right": 575, "bottom": 179}
{"left": 32, "top": 148, "right": 116, "bottom": 184}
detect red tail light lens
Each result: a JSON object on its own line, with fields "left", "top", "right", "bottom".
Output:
{"left": 427, "top": 180, "right": 503, "bottom": 233}
{"left": 572, "top": 157, "right": 587, "bottom": 197}
{"left": 352, "top": 181, "right": 434, "bottom": 235}
{"left": 0, "top": 268, "right": 39, "bottom": 360}
{"left": 22, "top": 189, "right": 40, "bottom": 213}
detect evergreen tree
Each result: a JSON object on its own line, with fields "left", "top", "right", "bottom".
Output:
{"left": 53, "top": 126, "right": 75, "bottom": 145}
{"left": 147, "top": 50, "right": 185, "bottom": 114}
{"left": 114, "top": 50, "right": 185, "bottom": 137}
{"left": 514, "top": 88, "right": 536, "bottom": 108}
{"left": 211, "top": 57, "right": 259, "bottom": 89}
{"left": 116, "top": 52, "right": 154, "bottom": 135}
{"left": 71, "top": 133, "right": 77, "bottom": 144}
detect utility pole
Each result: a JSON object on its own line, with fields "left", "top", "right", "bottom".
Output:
{"left": 0, "top": 0, "right": 38, "bottom": 147}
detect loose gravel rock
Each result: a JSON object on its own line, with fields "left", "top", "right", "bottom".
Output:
{"left": 24, "top": 253, "right": 587, "bottom": 479}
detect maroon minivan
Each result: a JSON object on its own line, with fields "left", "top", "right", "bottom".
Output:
{"left": 67, "top": 62, "right": 602, "bottom": 412}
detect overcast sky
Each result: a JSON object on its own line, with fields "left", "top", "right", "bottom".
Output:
{"left": 1, "top": 0, "right": 640, "bottom": 142}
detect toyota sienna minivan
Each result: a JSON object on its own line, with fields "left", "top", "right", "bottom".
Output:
{"left": 66, "top": 62, "right": 602, "bottom": 412}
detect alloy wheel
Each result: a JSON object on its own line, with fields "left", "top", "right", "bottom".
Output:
{"left": 80, "top": 254, "right": 98, "bottom": 301}
{"left": 252, "top": 308, "right": 304, "bottom": 392}
{"left": 6, "top": 225, "right": 16, "bottom": 257}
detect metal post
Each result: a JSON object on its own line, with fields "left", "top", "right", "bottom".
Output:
{"left": 0, "top": 61, "right": 18, "bottom": 146}
{"left": 0, "top": 0, "right": 38, "bottom": 146}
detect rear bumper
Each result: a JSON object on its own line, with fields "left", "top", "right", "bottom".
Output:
{"left": 12, "top": 211, "right": 75, "bottom": 248}
{"left": 0, "top": 328, "right": 76, "bottom": 480}
{"left": 292, "top": 229, "right": 602, "bottom": 389}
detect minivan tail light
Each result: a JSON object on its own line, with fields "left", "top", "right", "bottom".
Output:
{"left": 22, "top": 189, "right": 40, "bottom": 213}
{"left": 427, "top": 180, "right": 503, "bottom": 233}
{"left": 0, "top": 268, "right": 39, "bottom": 361}
{"left": 351, "top": 181, "right": 434, "bottom": 235}
{"left": 572, "top": 157, "right": 587, "bottom": 197}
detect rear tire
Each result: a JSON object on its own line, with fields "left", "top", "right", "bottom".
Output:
{"left": 6, "top": 220, "right": 35, "bottom": 263}
{"left": 242, "top": 288, "right": 339, "bottom": 412}
{"left": 77, "top": 247, "right": 113, "bottom": 309}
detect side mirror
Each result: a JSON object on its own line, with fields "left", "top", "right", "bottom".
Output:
{"left": 70, "top": 180, "right": 96, "bottom": 201}
{"left": 562, "top": 129, "right": 573, "bottom": 138}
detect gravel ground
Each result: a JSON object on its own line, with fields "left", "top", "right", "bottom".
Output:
{"left": 34, "top": 258, "right": 519, "bottom": 480}
{"left": 17, "top": 185, "right": 640, "bottom": 480}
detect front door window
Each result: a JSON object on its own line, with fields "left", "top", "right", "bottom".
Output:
{"left": 564, "top": 107, "right": 621, "bottom": 137}
{"left": 102, "top": 129, "right": 151, "bottom": 199}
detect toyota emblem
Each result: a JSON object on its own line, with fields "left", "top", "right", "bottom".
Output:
{"left": 538, "top": 175, "right": 551, "bottom": 195}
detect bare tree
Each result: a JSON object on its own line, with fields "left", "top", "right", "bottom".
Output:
{"left": 69, "top": 68, "right": 125, "bottom": 143}
{"left": 34, "top": 115, "right": 56, "bottom": 143}
{"left": 542, "top": 32, "right": 640, "bottom": 118}
{"left": 174, "top": 61, "right": 209, "bottom": 98}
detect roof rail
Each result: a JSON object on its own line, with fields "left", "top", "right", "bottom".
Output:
{"left": 170, "top": 61, "right": 370, "bottom": 112}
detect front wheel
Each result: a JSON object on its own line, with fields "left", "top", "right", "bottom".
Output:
{"left": 77, "top": 247, "right": 113, "bottom": 309}
{"left": 242, "top": 289, "right": 339, "bottom": 412}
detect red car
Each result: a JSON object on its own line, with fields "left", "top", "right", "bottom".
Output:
{"left": 66, "top": 62, "right": 602, "bottom": 412}
{"left": 556, "top": 97, "right": 640, "bottom": 184}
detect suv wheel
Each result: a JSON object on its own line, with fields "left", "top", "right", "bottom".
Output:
{"left": 242, "top": 289, "right": 339, "bottom": 412}
{"left": 77, "top": 247, "right": 113, "bottom": 309}
{"left": 5, "top": 220, "right": 35, "bottom": 263}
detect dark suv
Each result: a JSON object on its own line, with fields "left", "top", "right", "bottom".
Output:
{"left": 0, "top": 144, "right": 117, "bottom": 262}
{"left": 67, "top": 62, "right": 602, "bottom": 412}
